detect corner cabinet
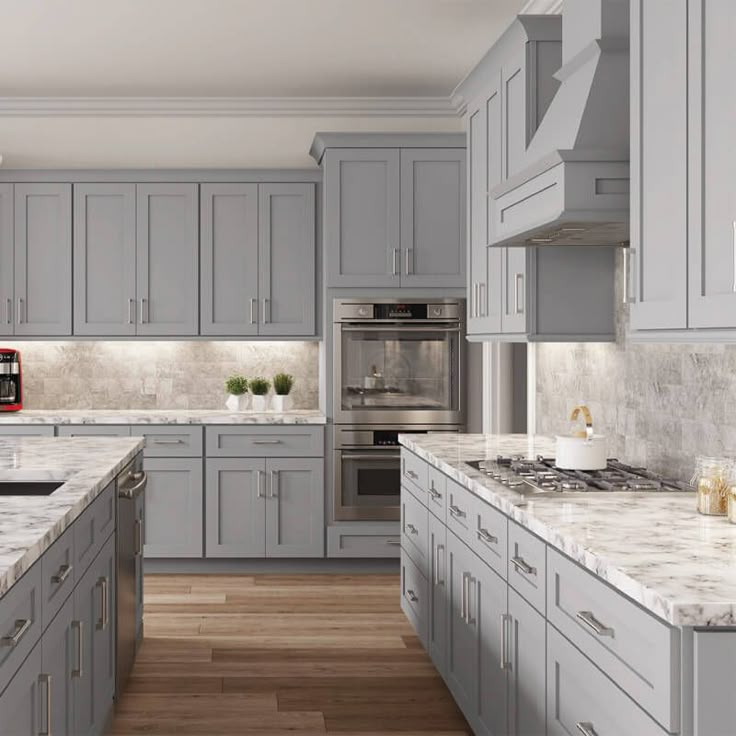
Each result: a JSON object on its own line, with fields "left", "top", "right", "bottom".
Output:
{"left": 315, "top": 134, "right": 466, "bottom": 290}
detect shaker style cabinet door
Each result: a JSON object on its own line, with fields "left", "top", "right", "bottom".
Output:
{"left": 324, "top": 148, "right": 401, "bottom": 287}
{"left": 42, "top": 589, "right": 75, "bottom": 736}
{"left": 200, "top": 183, "right": 259, "bottom": 336}
{"left": 687, "top": 0, "right": 736, "bottom": 328}
{"left": 0, "top": 184, "right": 13, "bottom": 337}
{"left": 0, "top": 642, "right": 42, "bottom": 736}
{"left": 501, "top": 247, "right": 528, "bottom": 334}
{"left": 427, "top": 512, "right": 448, "bottom": 674}
{"left": 136, "top": 183, "right": 199, "bottom": 336}
{"left": 258, "top": 183, "right": 316, "bottom": 336}
{"left": 400, "top": 149, "right": 465, "bottom": 288}
{"left": 73, "top": 183, "right": 137, "bottom": 336}
{"left": 14, "top": 183, "right": 72, "bottom": 336}
{"left": 629, "top": 0, "right": 689, "bottom": 330}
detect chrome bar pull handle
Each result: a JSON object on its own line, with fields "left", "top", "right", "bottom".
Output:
{"left": 449, "top": 504, "right": 466, "bottom": 519}
{"left": 732, "top": 221, "right": 736, "bottom": 293}
{"left": 476, "top": 528, "right": 498, "bottom": 545}
{"left": 391, "top": 248, "right": 399, "bottom": 276}
{"left": 255, "top": 469, "right": 263, "bottom": 499}
{"left": 576, "top": 610, "right": 614, "bottom": 638}
{"left": 576, "top": 722, "right": 599, "bottom": 736}
{"left": 1, "top": 618, "right": 31, "bottom": 648}
{"left": 514, "top": 273, "right": 524, "bottom": 314}
{"left": 460, "top": 572, "right": 468, "bottom": 622}
{"left": 385, "top": 538, "right": 401, "bottom": 547}
{"left": 71, "top": 620, "right": 83, "bottom": 678}
{"left": 466, "top": 576, "right": 476, "bottom": 626}
{"left": 5, "top": 297, "right": 11, "bottom": 324}
{"left": 128, "top": 297, "right": 135, "bottom": 324}
{"left": 434, "top": 544, "right": 444, "bottom": 586}
{"left": 96, "top": 577, "right": 109, "bottom": 630}
{"left": 500, "top": 613, "right": 512, "bottom": 670}
{"left": 16, "top": 297, "right": 23, "bottom": 324}
{"left": 406, "top": 589, "right": 419, "bottom": 603}
{"left": 262, "top": 298, "right": 269, "bottom": 324}
{"left": 51, "top": 563, "right": 72, "bottom": 585}
{"left": 511, "top": 555, "right": 536, "bottom": 576}
{"left": 250, "top": 297, "right": 257, "bottom": 324}
{"left": 134, "top": 519, "right": 143, "bottom": 556}
{"left": 252, "top": 439, "right": 282, "bottom": 445}
{"left": 38, "top": 673, "right": 52, "bottom": 736}
{"left": 405, "top": 469, "right": 419, "bottom": 480}
{"left": 139, "top": 298, "right": 147, "bottom": 324}
{"left": 405, "top": 248, "right": 412, "bottom": 275}
{"left": 269, "top": 469, "right": 278, "bottom": 498}
{"left": 622, "top": 248, "right": 632, "bottom": 304}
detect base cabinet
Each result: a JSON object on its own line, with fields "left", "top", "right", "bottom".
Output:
{"left": 427, "top": 513, "right": 447, "bottom": 671}
{"left": 43, "top": 595, "right": 75, "bottom": 736}
{"left": 0, "top": 643, "right": 43, "bottom": 735}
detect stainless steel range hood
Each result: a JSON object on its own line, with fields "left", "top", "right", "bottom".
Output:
{"left": 490, "top": 0, "right": 630, "bottom": 247}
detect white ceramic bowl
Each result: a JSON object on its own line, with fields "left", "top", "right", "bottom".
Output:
{"left": 555, "top": 435, "right": 607, "bottom": 470}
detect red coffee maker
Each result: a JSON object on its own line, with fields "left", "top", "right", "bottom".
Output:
{"left": 0, "top": 348, "right": 22, "bottom": 411}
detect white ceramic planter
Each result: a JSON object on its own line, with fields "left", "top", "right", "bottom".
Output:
{"left": 251, "top": 394, "right": 269, "bottom": 412}
{"left": 555, "top": 435, "right": 607, "bottom": 470}
{"left": 271, "top": 395, "right": 293, "bottom": 412}
{"left": 225, "top": 394, "right": 249, "bottom": 412}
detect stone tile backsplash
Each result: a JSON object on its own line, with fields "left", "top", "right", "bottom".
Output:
{"left": 13, "top": 341, "right": 319, "bottom": 411}
{"left": 536, "top": 253, "right": 736, "bottom": 482}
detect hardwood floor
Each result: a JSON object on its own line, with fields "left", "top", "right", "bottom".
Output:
{"left": 110, "top": 574, "right": 471, "bottom": 735}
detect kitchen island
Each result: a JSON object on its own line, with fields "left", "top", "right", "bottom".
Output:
{"left": 399, "top": 433, "right": 736, "bottom": 736}
{"left": 0, "top": 436, "right": 144, "bottom": 735}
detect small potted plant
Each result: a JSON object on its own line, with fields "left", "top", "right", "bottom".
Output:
{"left": 249, "top": 377, "right": 271, "bottom": 411}
{"left": 272, "top": 373, "right": 295, "bottom": 412}
{"left": 224, "top": 375, "right": 249, "bottom": 412}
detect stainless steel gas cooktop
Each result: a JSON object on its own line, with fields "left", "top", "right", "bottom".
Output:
{"left": 466, "top": 456, "right": 693, "bottom": 496}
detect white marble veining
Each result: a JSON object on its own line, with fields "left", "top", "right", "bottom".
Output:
{"left": 0, "top": 409, "right": 326, "bottom": 425}
{"left": 0, "top": 436, "right": 144, "bottom": 599}
{"left": 400, "top": 433, "right": 736, "bottom": 627}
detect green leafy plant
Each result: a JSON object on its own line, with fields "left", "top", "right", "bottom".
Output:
{"left": 224, "top": 375, "right": 248, "bottom": 396}
{"left": 273, "top": 373, "right": 295, "bottom": 396}
{"left": 249, "top": 377, "right": 271, "bottom": 396}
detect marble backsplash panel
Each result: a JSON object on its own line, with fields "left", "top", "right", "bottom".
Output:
{"left": 535, "top": 252, "right": 736, "bottom": 482}
{"left": 12, "top": 342, "right": 320, "bottom": 411}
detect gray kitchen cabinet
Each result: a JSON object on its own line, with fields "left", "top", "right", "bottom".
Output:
{"left": 400, "top": 149, "right": 465, "bottom": 288}
{"left": 73, "top": 183, "right": 137, "bottom": 336}
{"left": 501, "top": 247, "right": 528, "bottom": 335}
{"left": 206, "top": 458, "right": 267, "bottom": 557}
{"left": 14, "top": 183, "right": 72, "bottom": 336}
{"left": 0, "top": 425, "right": 55, "bottom": 436}
{"left": 258, "top": 183, "right": 315, "bottom": 336}
{"left": 326, "top": 523, "right": 401, "bottom": 559}
{"left": 0, "top": 641, "right": 42, "bottom": 735}
{"left": 200, "top": 183, "right": 259, "bottom": 337}
{"left": 629, "top": 0, "right": 689, "bottom": 331}
{"left": 507, "top": 587, "right": 546, "bottom": 736}
{"left": 427, "top": 512, "right": 447, "bottom": 673}
{"left": 323, "top": 148, "right": 401, "bottom": 288}
{"left": 501, "top": 47, "right": 528, "bottom": 181}
{"left": 0, "top": 184, "right": 13, "bottom": 337}
{"left": 43, "top": 593, "right": 75, "bottom": 736}
{"left": 136, "top": 183, "right": 199, "bottom": 336}
{"left": 264, "top": 457, "right": 324, "bottom": 558}
{"left": 143, "top": 457, "right": 203, "bottom": 558}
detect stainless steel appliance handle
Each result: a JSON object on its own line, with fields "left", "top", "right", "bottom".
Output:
{"left": 38, "top": 672, "right": 52, "bottom": 736}
{"left": 269, "top": 469, "right": 278, "bottom": 498}
{"left": 119, "top": 471, "right": 147, "bottom": 499}
{"left": 71, "top": 620, "right": 83, "bottom": 678}
{"left": 340, "top": 325, "right": 461, "bottom": 333}
{"left": 51, "top": 563, "right": 73, "bottom": 585}
{"left": 434, "top": 544, "right": 444, "bottom": 586}
{"left": 576, "top": 610, "right": 615, "bottom": 638}
{"left": 476, "top": 528, "right": 498, "bottom": 545}
{"left": 1, "top": 618, "right": 32, "bottom": 648}
{"left": 250, "top": 297, "right": 257, "bottom": 325}
{"left": 511, "top": 555, "right": 536, "bottom": 576}
{"left": 96, "top": 577, "right": 109, "bottom": 630}
{"left": 576, "top": 722, "right": 599, "bottom": 736}
{"left": 500, "top": 613, "right": 512, "bottom": 670}
{"left": 341, "top": 453, "right": 401, "bottom": 461}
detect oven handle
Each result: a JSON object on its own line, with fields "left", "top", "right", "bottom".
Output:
{"left": 339, "top": 453, "right": 402, "bottom": 461}
{"left": 340, "top": 325, "right": 461, "bottom": 333}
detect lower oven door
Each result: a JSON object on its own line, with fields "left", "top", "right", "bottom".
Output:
{"left": 335, "top": 448, "right": 401, "bottom": 521}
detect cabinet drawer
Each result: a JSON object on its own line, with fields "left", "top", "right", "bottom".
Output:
{"left": 547, "top": 624, "right": 668, "bottom": 736}
{"left": 401, "top": 450, "right": 428, "bottom": 502}
{"left": 401, "top": 485, "right": 429, "bottom": 577}
{"left": 468, "top": 496, "right": 507, "bottom": 581}
{"left": 446, "top": 479, "right": 473, "bottom": 544}
{"left": 41, "top": 525, "right": 75, "bottom": 629}
{"left": 74, "top": 481, "right": 115, "bottom": 573}
{"left": 507, "top": 521, "right": 546, "bottom": 614}
{"left": 401, "top": 548, "right": 428, "bottom": 646}
{"left": 327, "top": 525, "right": 400, "bottom": 558}
{"left": 547, "top": 548, "right": 679, "bottom": 731}
{"left": 131, "top": 426, "right": 203, "bottom": 457}
{"left": 206, "top": 426, "right": 324, "bottom": 457}
{"left": 0, "top": 563, "right": 42, "bottom": 695}
{"left": 0, "top": 425, "right": 54, "bottom": 436}
{"left": 427, "top": 467, "right": 447, "bottom": 521}
{"left": 57, "top": 425, "right": 131, "bottom": 437}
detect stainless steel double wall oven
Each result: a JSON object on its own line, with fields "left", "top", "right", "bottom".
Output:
{"left": 333, "top": 298, "right": 464, "bottom": 521}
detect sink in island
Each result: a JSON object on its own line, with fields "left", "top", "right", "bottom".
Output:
{"left": 0, "top": 435, "right": 144, "bottom": 735}
{"left": 399, "top": 433, "right": 736, "bottom": 736}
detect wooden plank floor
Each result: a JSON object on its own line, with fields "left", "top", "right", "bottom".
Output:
{"left": 110, "top": 574, "right": 471, "bottom": 735}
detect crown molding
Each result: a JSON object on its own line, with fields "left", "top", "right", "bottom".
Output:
{"left": 0, "top": 96, "right": 463, "bottom": 118}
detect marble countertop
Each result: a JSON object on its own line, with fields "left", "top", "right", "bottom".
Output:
{"left": 0, "top": 409, "right": 327, "bottom": 425}
{"left": 0, "top": 436, "right": 144, "bottom": 599}
{"left": 400, "top": 433, "right": 736, "bottom": 627}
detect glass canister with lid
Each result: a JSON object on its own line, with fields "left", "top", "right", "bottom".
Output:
{"left": 692, "top": 456, "right": 733, "bottom": 516}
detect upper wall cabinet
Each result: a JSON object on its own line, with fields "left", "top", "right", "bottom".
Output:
{"left": 0, "top": 185, "right": 13, "bottom": 337}
{"left": 312, "top": 133, "right": 466, "bottom": 289}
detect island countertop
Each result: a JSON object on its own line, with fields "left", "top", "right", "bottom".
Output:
{"left": 0, "top": 436, "right": 144, "bottom": 599}
{"left": 0, "top": 409, "right": 326, "bottom": 425}
{"left": 399, "top": 433, "right": 736, "bottom": 628}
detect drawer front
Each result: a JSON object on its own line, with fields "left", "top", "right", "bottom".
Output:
{"left": 327, "top": 526, "right": 401, "bottom": 558}
{"left": 206, "top": 426, "right": 324, "bottom": 457}
{"left": 547, "top": 624, "right": 668, "bottom": 736}
{"left": 446, "top": 479, "right": 472, "bottom": 544}
{"left": 131, "top": 426, "right": 203, "bottom": 457}
{"left": 401, "top": 485, "right": 429, "bottom": 577}
{"left": 401, "top": 450, "right": 428, "bottom": 503}
{"left": 41, "top": 525, "right": 75, "bottom": 629}
{"left": 57, "top": 425, "right": 131, "bottom": 437}
{"left": 507, "top": 521, "right": 546, "bottom": 614}
{"left": 468, "top": 496, "right": 508, "bottom": 581}
{"left": 0, "top": 563, "right": 42, "bottom": 695}
{"left": 74, "top": 481, "right": 116, "bottom": 574}
{"left": 0, "top": 425, "right": 54, "bottom": 436}
{"left": 427, "top": 467, "right": 447, "bottom": 521}
{"left": 547, "top": 548, "right": 679, "bottom": 731}
{"left": 401, "top": 548, "right": 428, "bottom": 646}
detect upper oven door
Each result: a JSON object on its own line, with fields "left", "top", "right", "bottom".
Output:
{"left": 334, "top": 322, "right": 463, "bottom": 424}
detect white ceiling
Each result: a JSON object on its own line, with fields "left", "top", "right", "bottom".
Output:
{"left": 2, "top": 0, "right": 523, "bottom": 98}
